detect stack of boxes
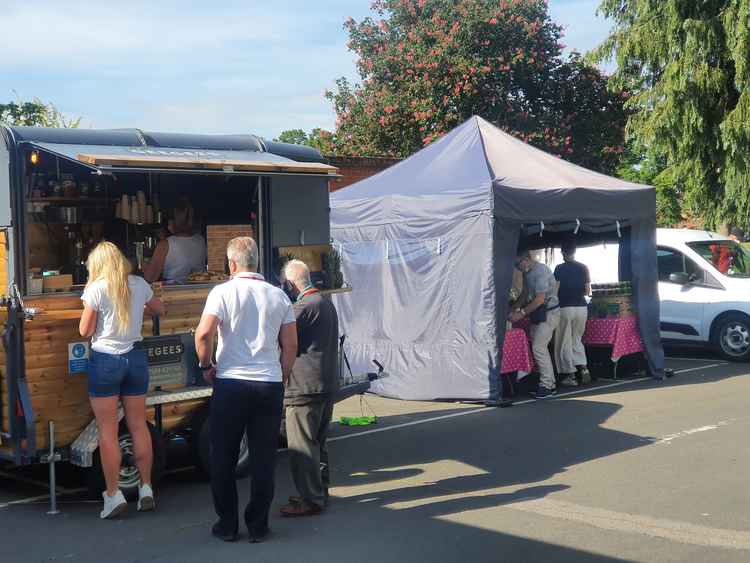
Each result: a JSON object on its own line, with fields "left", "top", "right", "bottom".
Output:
{"left": 206, "top": 225, "right": 254, "bottom": 272}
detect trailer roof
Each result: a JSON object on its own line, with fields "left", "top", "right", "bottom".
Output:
{"left": 3, "top": 125, "right": 325, "bottom": 164}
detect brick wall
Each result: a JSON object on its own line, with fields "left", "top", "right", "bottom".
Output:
{"left": 325, "top": 156, "right": 401, "bottom": 192}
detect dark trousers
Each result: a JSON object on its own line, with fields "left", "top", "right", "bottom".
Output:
{"left": 210, "top": 378, "right": 283, "bottom": 534}
{"left": 285, "top": 397, "right": 334, "bottom": 506}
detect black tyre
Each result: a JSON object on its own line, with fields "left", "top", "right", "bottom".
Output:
{"left": 85, "top": 421, "right": 166, "bottom": 500}
{"left": 192, "top": 412, "right": 251, "bottom": 479}
{"left": 712, "top": 313, "right": 750, "bottom": 362}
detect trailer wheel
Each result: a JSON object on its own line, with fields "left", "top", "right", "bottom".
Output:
{"left": 192, "top": 412, "right": 251, "bottom": 479}
{"left": 85, "top": 421, "right": 166, "bottom": 500}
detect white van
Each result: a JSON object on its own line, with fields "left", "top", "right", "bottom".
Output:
{"left": 550, "top": 228, "right": 750, "bottom": 361}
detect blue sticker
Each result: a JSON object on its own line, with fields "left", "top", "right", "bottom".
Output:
{"left": 72, "top": 343, "right": 87, "bottom": 359}
{"left": 68, "top": 342, "right": 90, "bottom": 374}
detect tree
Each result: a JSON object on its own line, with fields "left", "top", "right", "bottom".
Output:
{"left": 274, "top": 127, "right": 337, "bottom": 154}
{"left": 0, "top": 98, "right": 80, "bottom": 128}
{"left": 593, "top": 0, "right": 750, "bottom": 229}
{"left": 275, "top": 129, "right": 309, "bottom": 145}
{"left": 326, "top": 0, "right": 628, "bottom": 172}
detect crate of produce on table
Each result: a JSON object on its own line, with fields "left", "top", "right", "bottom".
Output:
{"left": 589, "top": 282, "right": 636, "bottom": 319}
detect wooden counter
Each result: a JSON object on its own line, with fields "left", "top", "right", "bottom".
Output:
{"left": 0, "top": 281, "right": 351, "bottom": 452}
{"left": 0, "top": 283, "right": 217, "bottom": 451}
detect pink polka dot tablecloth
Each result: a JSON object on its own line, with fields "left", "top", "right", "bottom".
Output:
{"left": 501, "top": 328, "right": 534, "bottom": 375}
{"left": 583, "top": 315, "right": 645, "bottom": 361}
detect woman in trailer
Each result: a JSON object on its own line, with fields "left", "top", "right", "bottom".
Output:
{"left": 144, "top": 197, "right": 207, "bottom": 283}
{"left": 79, "top": 242, "right": 165, "bottom": 519}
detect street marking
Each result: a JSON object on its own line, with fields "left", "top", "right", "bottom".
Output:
{"left": 503, "top": 497, "right": 750, "bottom": 550}
{"left": 331, "top": 377, "right": 651, "bottom": 443}
{"left": 672, "top": 363, "right": 726, "bottom": 374}
{"left": 331, "top": 361, "right": 728, "bottom": 443}
{"left": 655, "top": 420, "right": 734, "bottom": 445}
{"left": 0, "top": 470, "right": 82, "bottom": 494}
{"left": 0, "top": 488, "right": 87, "bottom": 510}
{"left": 665, "top": 357, "right": 728, "bottom": 363}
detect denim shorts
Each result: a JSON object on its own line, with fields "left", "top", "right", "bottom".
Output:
{"left": 88, "top": 348, "right": 149, "bottom": 398}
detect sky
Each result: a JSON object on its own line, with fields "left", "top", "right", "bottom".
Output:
{"left": 1, "top": 0, "right": 610, "bottom": 139}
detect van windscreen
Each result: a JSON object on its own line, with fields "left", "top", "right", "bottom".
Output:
{"left": 687, "top": 241, "right": 750, "bottom": 278}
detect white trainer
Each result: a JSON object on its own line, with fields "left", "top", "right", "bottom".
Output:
{"left": 137, "top": 483, "right": 155, "bottom": 512}
{"left": 560, "top": 376, "right": 579, "bottom": 387}
{"left": 100, "top": 490, "right": 127, "bottom": 519}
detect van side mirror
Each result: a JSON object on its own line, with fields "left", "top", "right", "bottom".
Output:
{"left": 669, "top": 272, "right": 690, "bottom": 285}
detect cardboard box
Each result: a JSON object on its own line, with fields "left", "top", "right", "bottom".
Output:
{"left": 43, "top": 274, "right": 73, "bottom": 293}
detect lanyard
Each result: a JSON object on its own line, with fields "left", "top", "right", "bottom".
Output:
{"left": 296, "top": 285, "right": 319, "bottom": 302}
{"left": 233, "top": 272, "right": 265, "bottom": 282}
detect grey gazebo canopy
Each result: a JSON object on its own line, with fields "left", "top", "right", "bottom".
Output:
{"left": 331, "top": 116, "right": 664, "bottom": 400}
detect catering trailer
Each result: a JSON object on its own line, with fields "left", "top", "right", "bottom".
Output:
{"left": 0, "top": 125, "right": 368, "bottom": 499}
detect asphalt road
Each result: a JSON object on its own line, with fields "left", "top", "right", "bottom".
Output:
{"left": 2, "top": 355, "right": 749, "bottom": 563}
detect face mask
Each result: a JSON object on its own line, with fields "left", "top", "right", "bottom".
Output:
{"left": 282, "top": 280, "right": 296, "bottom": 300}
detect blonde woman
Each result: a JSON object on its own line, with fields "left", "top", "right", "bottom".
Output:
{"left": 79, "top": 241, "right": 165, "bottom": 519}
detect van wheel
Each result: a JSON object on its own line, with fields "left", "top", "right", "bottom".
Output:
{"left": 713, "top": 313, "right": 750, "bottom": 361}
{"left": 85, "top": 421, "right": 165, "bottom": 500}
{"left": 192, "top": 412, "right": 251, "bottom": 479}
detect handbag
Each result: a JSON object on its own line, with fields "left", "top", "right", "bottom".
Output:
{"left": 529, "top": 305, "right": 547, "bottom": 325}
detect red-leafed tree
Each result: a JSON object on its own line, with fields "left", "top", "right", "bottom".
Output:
{"left": 326, "top": 0, "right": 628, "bottom": 173}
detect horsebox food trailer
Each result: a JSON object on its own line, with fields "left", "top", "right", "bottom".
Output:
{"left": 0, "top": 125, "right": 369, "bottom": 500}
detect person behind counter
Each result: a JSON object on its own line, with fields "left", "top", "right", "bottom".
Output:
{"left": 78, "top": 242, "right": 165, "bottom": 519}
{"left": 144, "top": 198, "right": 207, "bottom": 283}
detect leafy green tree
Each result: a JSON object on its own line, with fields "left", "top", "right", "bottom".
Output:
{"left": 274, "top": 127, "right": 337, "bottom": 154}
{"left": 275, "top": 129, "right": 309, "bottom": 145}
{"left": 325, "top": 0, "right": 628, "bottom": 172}
{"left": 593, "top": 0, "right": 750, "bottom": 229}
{"left": 0, "top": 98, "right": 80, "bottom": 128}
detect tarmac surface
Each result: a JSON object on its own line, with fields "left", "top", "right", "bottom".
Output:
{"left": 2, "top": 352, "right": 749, "bottom": 562}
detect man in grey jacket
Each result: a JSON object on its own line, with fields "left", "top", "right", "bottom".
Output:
{"left": 279, "top": 260, "right": 339, "bottom": 517}
{"left": 510, "top": 250, "right": 560, "bottom": 399}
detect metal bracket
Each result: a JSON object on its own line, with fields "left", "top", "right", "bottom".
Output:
{"left": 44, "top": 421, "right": 61, "bottom": 515}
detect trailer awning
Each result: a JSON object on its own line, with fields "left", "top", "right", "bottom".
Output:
{"left": 26, "top": 142, "right": 339, "bottom": 177}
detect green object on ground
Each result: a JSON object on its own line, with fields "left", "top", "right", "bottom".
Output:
{"left": 339, "top": 416, "right": 377, "bottom": 426}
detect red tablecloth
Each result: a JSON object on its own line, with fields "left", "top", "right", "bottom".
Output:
{"left": 583, "top": 316, "right": 644, "bottom": 361}
{"left": 501, "top": 328, "right": 534, "bottom": 375}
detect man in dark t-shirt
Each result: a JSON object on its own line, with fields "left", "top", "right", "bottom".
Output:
{"left": 553, "top": 241, "right": 591, "bottom": 386}
{"left": 280, "top": 260, "right": 339, "bottom": 517}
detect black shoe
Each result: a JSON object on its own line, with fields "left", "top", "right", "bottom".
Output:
{"left": 248, "top": 527, "right": 270, "bottom": 544}
{"left": 212, "top": 522, "right": 238, "bottom": 542}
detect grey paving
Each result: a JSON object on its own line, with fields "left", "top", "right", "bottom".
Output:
{"left": 1, "top": 356, "right": 749, "bottom": 562}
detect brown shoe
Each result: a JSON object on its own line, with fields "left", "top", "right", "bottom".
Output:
{"left": 280, "top": 500, "right": 322, "bottom": 517}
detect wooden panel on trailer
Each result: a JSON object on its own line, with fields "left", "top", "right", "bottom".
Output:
{"left": 77, "top": 153, "right": 338, "bottom": 175}
{"left": 14, "top": 286, "right": 213, "bottom": 449}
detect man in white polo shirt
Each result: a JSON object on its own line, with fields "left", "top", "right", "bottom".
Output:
{"left": 195, "top": 237, "right": 298, "bottom": 543}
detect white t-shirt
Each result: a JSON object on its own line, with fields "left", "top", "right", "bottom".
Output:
{"left": 81, "top": 275, "right": 154, "bottom": 355}
{"left": 202, "top": 272, "right": 295, "bottom": 382}
{"left": 163, "top": 234, "right": 207, "bottom": 283}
